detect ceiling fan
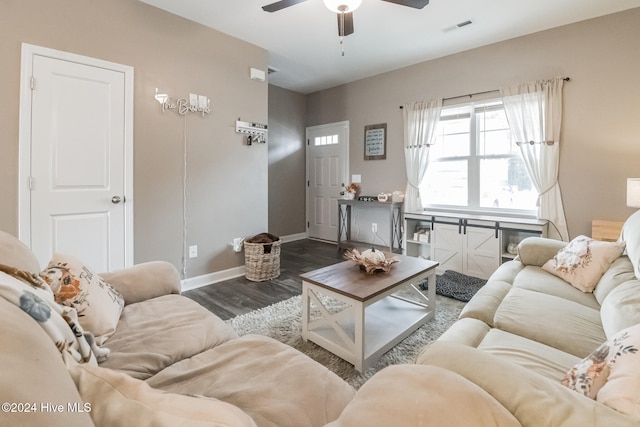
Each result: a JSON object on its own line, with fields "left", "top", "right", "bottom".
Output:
{"left": 262, "top": 0, "right": 429, "bottom": 38}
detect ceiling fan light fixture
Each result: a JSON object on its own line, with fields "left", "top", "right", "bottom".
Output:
{"left": 322, "top": 0, "right": 362, "bottom": 13}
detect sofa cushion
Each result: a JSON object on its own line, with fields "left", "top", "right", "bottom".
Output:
{"left": 146, "top": 334, "right": 355, "bottom": 427}
{"left": 542, "top": 235, "right": 625, "bottom": 293}
{"left": 594, "top": 256, "right": 637, "bottom": 305}
{"left": 437, "top": 317, "right": 490, "bottom": 347}
{"left": 459, "top": 280, "right": 512, "bottom": 327}
{"left": 0, "top": 297, "right": 94, "bottom": 427}
{"left": 418, "top": 341, "right": 636, "bottom": 427}
{"left": 478, "top": 328, "right": 580, "bottom": 381}
{"left": 513, "top": 266, "right": 601, "bottom": 310}
{"left": 41, "top": 253, "right": 125, "bottom": 345}
{"left": 70, "top": 364, "right": 257, "bottom": 427}
{"left": 99, "top": 294, "right": 237, "bottom": 380}
{"left": 601, "top": 280, "right": 640, "bottom": 338}
{"left": 324, "top": 364, "right": 521, "bottom": 427}
{"left": 620, "top": 209, "right": 640, "bottom": 280}
{"left": 494, "top": 287, "right": 605, "bottom": 358}
{"left": 0, "top": 230, "right": 41, "bottom": 273}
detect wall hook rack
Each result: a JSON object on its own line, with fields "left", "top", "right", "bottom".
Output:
{"left": 235, "top": 119, "right": 268, "bottom": 145}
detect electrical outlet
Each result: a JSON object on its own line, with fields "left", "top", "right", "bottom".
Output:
{"left": 372, "top": 223, "right": 378, "bottom": 233}
{"left": 188, "top": 245, "right": 198, "bottom": 258}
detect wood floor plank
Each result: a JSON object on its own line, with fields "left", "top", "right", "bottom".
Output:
{"left": 184, "top": 239, "right": 345, "bottom": 320}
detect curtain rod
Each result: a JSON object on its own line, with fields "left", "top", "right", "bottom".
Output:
{"left": 399, "top": 77, "right": 571, "bottom": 109}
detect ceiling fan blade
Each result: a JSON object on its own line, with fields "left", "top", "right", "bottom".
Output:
{"left": 337, "top": 12, "right": 354, "bottom": 37}
{"left": 262, "top": 0, "right": 308, "bottom": 13}
{"left": 380, "top": 0, "right": 429, "bottom": 9}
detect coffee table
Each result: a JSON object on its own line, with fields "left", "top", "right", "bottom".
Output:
{"left": 300, "top": 254, "right": 438, "bottom": 372}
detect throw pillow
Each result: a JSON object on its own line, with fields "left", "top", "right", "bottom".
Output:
{"left": 40, "top": 254, "right": 124, "bottom": 345}
{"left": 562, "top": 323, "right": 640, "bottom": 419}
{"left": 69, "top": 364, "right": 257, "bottom": 427}
{"left": 542, "top": 235, "right": 625, "bottom": 292}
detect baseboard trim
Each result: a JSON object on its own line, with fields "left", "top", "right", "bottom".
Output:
{"left": 180, "top": 232, "right": 308, "bottom": 292}
{"left": 279, "top": 232, "right": 308, "bottom": 243}
{"left": 181, "top": 266, "right": 246, "bottom": 292}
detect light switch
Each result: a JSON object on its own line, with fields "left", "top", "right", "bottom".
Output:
{"left": 351, "top": 174, "right": 362, "bottom": 183}
{"left": 189, "top": 93, "right": 198, "bottom": 108}
{"left": 198, "top": 95, "right": 207, "bottom": 109}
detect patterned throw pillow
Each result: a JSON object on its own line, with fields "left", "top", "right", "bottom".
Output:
{"left": 562, "top": 323, "right": 640, "bottom": 419}
{"left": 542, "top": 235, "right": 625, "bottom": 292}
{"left": 41, "top": 254, "right": 124, "bottom": 345}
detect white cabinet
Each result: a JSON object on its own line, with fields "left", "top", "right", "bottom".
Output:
{"left": 404, "top": 212, "right": 548, "bottom": 280}
{"left": 431, "top": 223, "right": 498, "bottom": 279}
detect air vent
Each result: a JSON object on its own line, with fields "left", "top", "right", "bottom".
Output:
{"left": 442, "top": 19, "right": 474, "bottom": 33}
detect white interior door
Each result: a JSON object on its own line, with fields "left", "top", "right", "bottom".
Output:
{"left": 19, "top": 44, "right": 134, "bottom": 271}
{"left": 306, "top": 122, "right": 349, "bottom": 242}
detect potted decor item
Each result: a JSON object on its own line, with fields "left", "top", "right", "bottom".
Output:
{"left": 344, "top": 183, "right": 360, "bottom": 200}
{"left": 344, "top": 247, "right": 398, "bottom": 274}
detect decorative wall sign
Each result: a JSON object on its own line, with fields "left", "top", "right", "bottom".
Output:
{"left": 364, "top": 123, "right": 387, "bottom": 160}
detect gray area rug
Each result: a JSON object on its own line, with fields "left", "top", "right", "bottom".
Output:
{"left": 435, "top": 270, "right": 487, "bottom": 302}
{"left": 226, "top": 294, "right": 465, "bottom": 389}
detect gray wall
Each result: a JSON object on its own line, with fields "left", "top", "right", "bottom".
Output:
{"left": 1, "top": 0, "right": 269, "bottom": 278}
{"left": 267, "top": 85, "right": 307, "bottom": 237}
{"left": 305, "top": 8, "right": 640, "bottom": 239}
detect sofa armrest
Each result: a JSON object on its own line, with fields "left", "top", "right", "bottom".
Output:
{"left": 517, "top": 237, "right": 566, "bottom": 267}
{"left": 325, "top": 364, "right": 520, "bottom": 427}
{"left": 101, "top": 261, "right": 181, "bottom": 305}
{"left": 417, "top": 341, "right": 636, "bottom": 427}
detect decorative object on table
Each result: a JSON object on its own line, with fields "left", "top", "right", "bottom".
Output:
{"left": 344, "top": 183, "right": 360, "bottom": 200}
{"left": 391, "top": 191, "right": 405, "bottom": 202}
{"left": 507, "top": 243, "right": 519, "bottom": 255}
{"left": 377, "top": 193, "right": 390, "bottom": 202}
{"left": 344, "top": 247, "right": 398, "bottom": 274}
{"left": 364, "top": 123, "right": 387, "bottom": 160}
{"left": 244, "top": 232, "right": 281, "bottom": 281}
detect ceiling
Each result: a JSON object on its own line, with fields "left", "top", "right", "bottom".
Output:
{"left": 139, "top": 0, "right": 640, "bottom": 94}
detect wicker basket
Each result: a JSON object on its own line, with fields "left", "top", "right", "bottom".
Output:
{"left": 244, "top": 235, "right": 281, "bottom": 282}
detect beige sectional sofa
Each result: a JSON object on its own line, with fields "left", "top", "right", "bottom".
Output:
{"left": 331, "top": 210, "right": 640, "bottom": 426}
{"left": 0, "top": 230, "right": 354, "bottom": 427}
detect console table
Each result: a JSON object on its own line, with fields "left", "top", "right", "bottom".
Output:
{"left": 337, "top": 200, "right": 403, "bottom": 254}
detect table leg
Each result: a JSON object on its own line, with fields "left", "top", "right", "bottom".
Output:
{"left": 353, "top": 300, "right": 364, "bottom": 372}
{"left": 301, "top": 282, "right": 309, "bottom": 341}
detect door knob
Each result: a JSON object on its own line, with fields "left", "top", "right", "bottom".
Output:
{"left": 111, "top": 196, "right": 122, "bottom": 204}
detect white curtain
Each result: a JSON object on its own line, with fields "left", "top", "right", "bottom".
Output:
{"left": 403, "top": 99, "right": 442, "bottom": 213}
{"left": 500, "top": 77, "right": 569, "bottom": 241}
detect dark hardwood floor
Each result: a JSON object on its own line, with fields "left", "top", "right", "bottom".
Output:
{"left": 183, "top": 239, "right": 345, "bottom": 320}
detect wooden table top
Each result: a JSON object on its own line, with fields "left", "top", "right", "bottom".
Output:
{"left": 300, "top": 254, "right": 438, "bottom": 302}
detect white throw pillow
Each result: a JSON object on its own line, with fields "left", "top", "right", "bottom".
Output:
{"left": 542, "top": 235, "right": 625, "bottom": 292}
{"left": 621, "top": 209, "right": 640, "bottom": 280}
{"left": 563, "top": 323, "right": 640, "bottom": 420}
{"left": 40, "top": 254, "right": 124, "bottom": 345}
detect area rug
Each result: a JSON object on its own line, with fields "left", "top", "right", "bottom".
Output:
{"left": 435, "top": 270, "right": 487, "bottom": 302}
{"left": 226, "top": 294, "right": 465, "bottom": 389}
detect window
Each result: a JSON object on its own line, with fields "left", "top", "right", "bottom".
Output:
{"left": 420, "top": 100, "right": 536, "bottom": 213}
{"left": 314, "top": 134, "right": 339, "bottom": 146}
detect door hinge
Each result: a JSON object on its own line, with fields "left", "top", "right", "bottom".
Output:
{"left": 30, "top": 76, "right": 35, "bottom": 90}
{"left": 307, "top": 180, "right": 310, "bottom": 187}
{"left": 307, "top": 221, "right": 310, "bottom": 228}
{"left": 307, "top": 139, "right": 310, "bottom": 146}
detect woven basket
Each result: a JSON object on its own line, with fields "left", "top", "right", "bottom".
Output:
{"left": 244, "top": 237, "right": 281, "bottom": 282}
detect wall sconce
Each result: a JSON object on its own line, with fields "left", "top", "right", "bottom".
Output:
{"left": 155, "top": 88, "right": 169, "bottom": 104}
{"left": 627, "top": 178, "right": 640, "bottom": 208}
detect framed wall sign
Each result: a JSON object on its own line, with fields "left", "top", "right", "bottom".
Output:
{"left": 364, "top": 123, "right": 387, "bottom": 160}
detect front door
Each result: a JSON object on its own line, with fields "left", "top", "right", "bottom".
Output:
{"left": 19, "top": 44, "right": 134, "bottom": 271}
{"left": 306, "top": 122, "right": 349, "bottom": 242}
